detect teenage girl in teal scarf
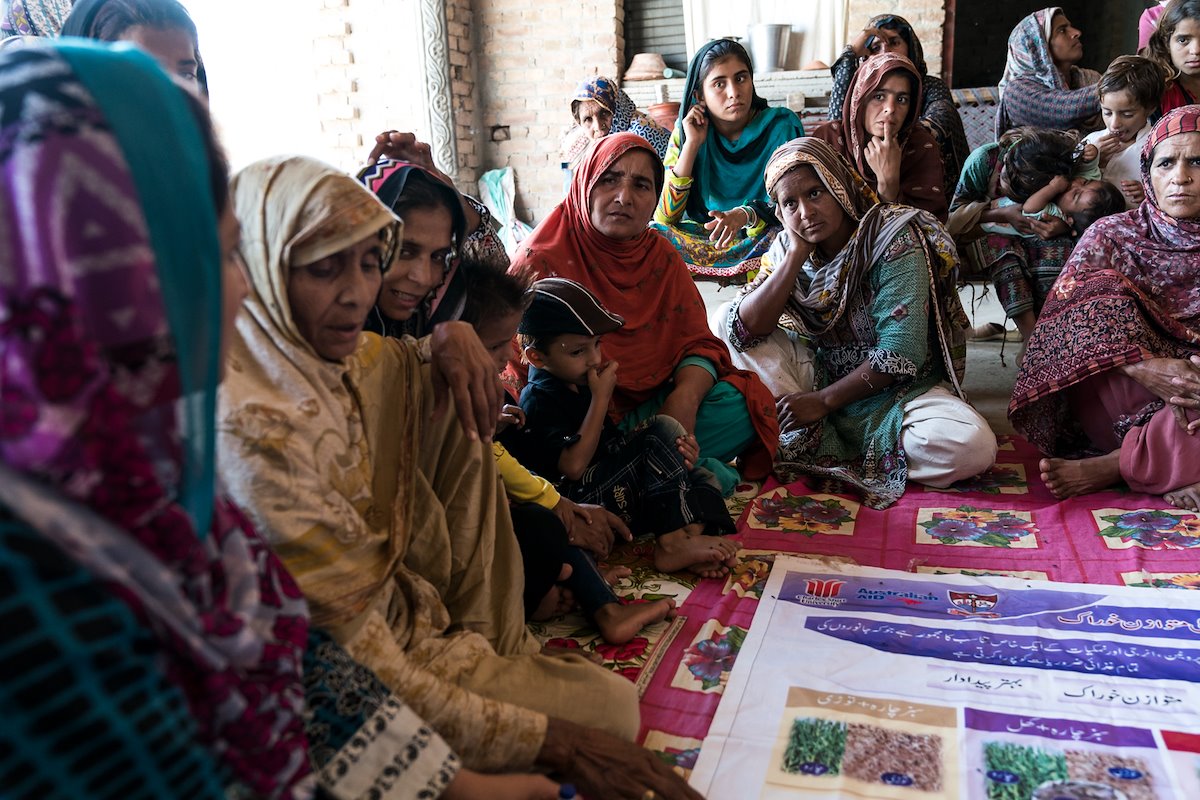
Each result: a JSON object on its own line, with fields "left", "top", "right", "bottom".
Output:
{"left": 652, "top": 38, "right": 805, "bottom": 277}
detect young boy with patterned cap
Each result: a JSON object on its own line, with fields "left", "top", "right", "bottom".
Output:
{"left": 509, "top": 277, "right": 739, "bottom": 578}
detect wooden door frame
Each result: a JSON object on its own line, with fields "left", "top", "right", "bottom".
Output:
{"left": 942, "top": 0, "right": 956, "bottom": 86}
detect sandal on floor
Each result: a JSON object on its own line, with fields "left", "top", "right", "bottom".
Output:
{"left": 969, "top": 321, "right": 1008, "bottom": 342}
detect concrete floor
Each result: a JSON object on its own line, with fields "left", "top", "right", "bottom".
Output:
{"left": 693, "top": 279, "right": 1019, "bottom": 435}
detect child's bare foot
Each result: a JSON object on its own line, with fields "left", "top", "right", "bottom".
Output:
{"left": 600, "top": 565, "right": 632, "bottom": 586}
{"left": 1165, "top": 481, "right": 1200, "bottom": 512}
{"left": 1039, "top": 452, "right": 1120, "bottom": 499}
{"left": 594, "top": 598, "right": 678, "bottom": 644}
{"left": 654, "top": 524, "right": 739, "bottom": 577}
{"left": 530, "top": 564, "right": 574, "bottom": 622}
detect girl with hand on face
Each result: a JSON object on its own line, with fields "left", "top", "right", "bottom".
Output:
{"left": 652, "top": 38, "right": 805, "bottom": 278}
{"left": 810, "top": 52, "right": 948, "bottom": 221}
{"left": 828, "top": 14, "right": 968, "bottom": 201}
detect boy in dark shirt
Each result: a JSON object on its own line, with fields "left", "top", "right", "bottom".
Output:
{"left": 514, "top": 278, "right": 738, "bottom": 578}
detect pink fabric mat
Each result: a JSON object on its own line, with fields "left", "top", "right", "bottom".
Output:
{"left": 531, "top": 433, "right": 1200, "bottom": 776}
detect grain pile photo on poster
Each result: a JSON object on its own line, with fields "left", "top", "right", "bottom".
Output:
{"left": 841, "top": 722, "right": 944, "bottom": 791}
{"left": 1065, "top": 750, "right": 1155, "bottom": 800}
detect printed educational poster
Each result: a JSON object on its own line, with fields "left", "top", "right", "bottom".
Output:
{"left": 690, "top": 557, "right": 1200, "bottom": 799}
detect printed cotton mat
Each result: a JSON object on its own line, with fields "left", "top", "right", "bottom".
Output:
{"left": 527, "top": 434, "right": 1200, "bottom": 777}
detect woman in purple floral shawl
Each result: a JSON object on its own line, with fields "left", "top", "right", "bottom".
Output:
{"left": 1010, "top": 105, "right": 1200, "bottom": 510}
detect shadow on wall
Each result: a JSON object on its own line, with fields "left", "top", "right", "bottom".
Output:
{"left": 952, "top": 0, "right": 1146, "bottom": 89}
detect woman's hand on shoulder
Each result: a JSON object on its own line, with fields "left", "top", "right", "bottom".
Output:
{"left": 429, "top": 321, "right": 504, "bottom": 443}
{"left": 367, "top": 130, "right": 435, "bottom": 169}
{"left": 540, "top": 718, "right": 704, "bottom": 800}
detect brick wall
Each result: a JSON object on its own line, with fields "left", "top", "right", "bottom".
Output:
{"left": 471, "top": 0, "right": 625, "bottom": 223}
{"left": 447, "top": 0, "right": 481, "bottom": 187}
{"left": 313, "top": 0, "right": 362, "bottom": 168}
{"left": 462, "top": 0, "right": 949, "bottom": 224}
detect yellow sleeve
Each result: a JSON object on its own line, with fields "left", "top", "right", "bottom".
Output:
{"left": 493, "top": 442, "right": 561, "bottom": 509}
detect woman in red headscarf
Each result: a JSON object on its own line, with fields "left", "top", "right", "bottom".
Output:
{"left": 509, "top": 132, "right": 778, "bottom": 487}
{"left": 1011, "top": 105, "right": 1200, "bottom": 510}
{"left": 810, "top": 51, "right": 948, "bottom": 221}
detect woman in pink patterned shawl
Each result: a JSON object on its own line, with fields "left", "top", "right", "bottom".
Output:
{"left": 1010, "top": 105, "right": 1200, "bottom": 510}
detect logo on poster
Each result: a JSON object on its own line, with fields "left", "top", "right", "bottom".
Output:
{"left": 795, "top": 579, "right": 848, "bottom": 606}
{"left": 948, "top": 590, "right": 1001, "bottom": 617}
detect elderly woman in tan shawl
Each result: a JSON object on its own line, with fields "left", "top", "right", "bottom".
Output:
{"left": 217, "top": 156, "right": 700, "bottom": 800}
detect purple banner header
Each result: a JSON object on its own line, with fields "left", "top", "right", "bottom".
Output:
{"left": 965, "top": 707, "right": 1156, "bottom": 747}
{"left": 806, "top": 616, "right": 1200, "bottom": 683}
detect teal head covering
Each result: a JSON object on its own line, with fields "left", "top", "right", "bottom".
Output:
{"left": 677, "top": 38, "right": 806, "bottom": 222}
{"left": 0, "top": 41, "right": 222, "bottom": 537}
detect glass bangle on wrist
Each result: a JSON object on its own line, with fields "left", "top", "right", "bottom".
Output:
{"left": 740, "top": 205, "right": 758, "bottom": 228}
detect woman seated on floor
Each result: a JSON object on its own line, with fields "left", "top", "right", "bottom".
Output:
{"left": 359, "top": 131, "right": 507, "bottom": 338}
{"left": 995, "top": 7, "right": 1101, "bottom": 137}
{"left": 510, "top": 132, "right": 780, "bottom": 497}
{"left": 561, "top": 74, "right": 671, "bottom": 169}
{"left": 216, "top": 155, "right": 699, "bottom": 800}
{"left": 810, "top": 51, "right": 948, "bottom": 221}
{"left": 0, "top": 42, "right": 562, "bottom": 800}
{"left": 828, "top": 13, "right": 969, "bottom": 202}
{"left": 713, "top": 137, "right": 997, "bottom": 509}
{"left": 651, "top": 38, "right": 806, "bottom": 278}
{"left": 949, "top": 128, "right": 1100, "bottom": 344}
{"left": 1010, "top": 104, "right": 1200, "bottom": 512}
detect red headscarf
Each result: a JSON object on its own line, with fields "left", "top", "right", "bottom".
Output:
{"left": 509, "top": 132, "right": 779, "bottom": 476}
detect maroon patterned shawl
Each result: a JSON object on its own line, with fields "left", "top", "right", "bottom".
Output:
{"left": 1010, "top": 105, "right": 1200, "bottom": 455}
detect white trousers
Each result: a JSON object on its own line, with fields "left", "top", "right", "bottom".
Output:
{"left": 709, "top": 301, "right": 998, "bottom": 487}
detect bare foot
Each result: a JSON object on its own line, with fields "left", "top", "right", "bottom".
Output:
{"left": 530, "top": 563, "right": 574, "bottom": 622}
{"left": 594, "top": 598, "right": 678, "bottom": 644}
{"left": 1039, "top": 452, "right": 1120, "bottom": 499}
{"left": 600, "top": 565, "right": 632, "bottom": 586}
{"left": 1165, "top": 482, "right": 1200, "bottom": 512}
{"left": 654, "top": 524, "right": 739, "bottom": 577}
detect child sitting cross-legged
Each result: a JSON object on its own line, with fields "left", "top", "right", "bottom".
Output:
{"left": 461, "top": 263, "right": 679, "bottom": 644}
{"left": 512, "top": 277, "right": 739, "bottom": 580}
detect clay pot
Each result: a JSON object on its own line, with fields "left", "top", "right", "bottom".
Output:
{"left": 647, "top": 101, "right": 681, "bottom": 130}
